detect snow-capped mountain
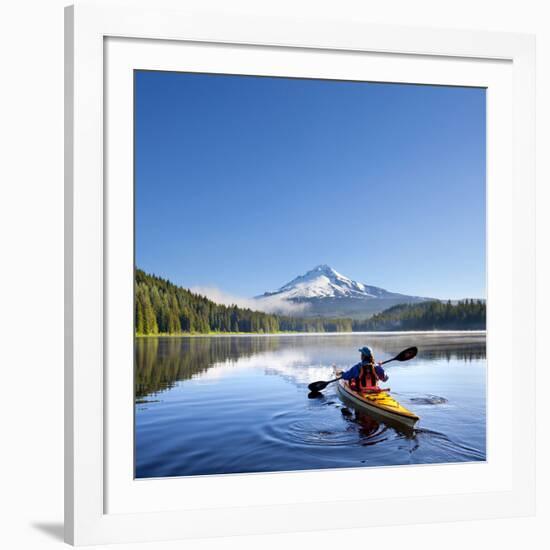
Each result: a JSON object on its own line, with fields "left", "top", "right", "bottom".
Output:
{"left": 255, "top": 264, "right": 429, "bottom": 318}
{"left": 261, "top": 264, "right": 394, "bottom": 300}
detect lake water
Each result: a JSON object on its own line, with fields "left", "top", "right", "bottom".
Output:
{"left": 135, "top": 332, "right": 486, "bottom": 478}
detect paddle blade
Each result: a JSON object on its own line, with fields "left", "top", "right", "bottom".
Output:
{"left": 308, "top": 380, "right": 329, "bottom": 392}
{"left": 395, "top": 346, "right": 418, "bottom": 362}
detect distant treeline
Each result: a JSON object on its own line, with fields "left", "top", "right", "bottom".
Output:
{"left": 135, "top": 269, "right": 485, "bottom": 335}
{"left": 353, "top": 300, "right": 486, "bottom": 331}
{"left": 135, "top": 269, "right": 350, "bottom": 334}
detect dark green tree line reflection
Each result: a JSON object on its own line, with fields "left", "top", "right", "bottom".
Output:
{"left": 135, "top": 336, "right": 282, "bottom": 399}
{"left": 135, "top": 335, "right": 486, "bottom": 400}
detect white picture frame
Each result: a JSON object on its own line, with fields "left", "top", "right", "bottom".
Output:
{"left": 65, "top": 0, "right": 536, "bottom": 545}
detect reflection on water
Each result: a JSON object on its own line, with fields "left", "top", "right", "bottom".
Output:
{"left": 135, "top": 332, "right": 486, "bottom": 478}
{"left": 136, "top": 333, "right": 485, "bottom": 398}
{"left": 135, "top": 336, "right": 282, "bottom": 399}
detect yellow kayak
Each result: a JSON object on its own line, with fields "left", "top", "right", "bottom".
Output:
{"left": 335, "top": 370, "right": 419, "bottom": 429}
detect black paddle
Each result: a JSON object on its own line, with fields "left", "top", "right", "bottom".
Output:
{"left": 307, "top": 346, "right": 418, "bottom": 393}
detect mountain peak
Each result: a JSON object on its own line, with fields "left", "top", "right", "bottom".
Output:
{"left": 255, "top": 264, "right": 430, "bottom": 318}
{"left": 306, "top": 264, "right": 339, "bottom": 278}
{"left": 262, "top": 265, "right": 379, "bottom": 300}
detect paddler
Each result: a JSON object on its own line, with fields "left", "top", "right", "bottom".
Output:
{"left": 340, "top": 346, "right": 388, "bottom": 392}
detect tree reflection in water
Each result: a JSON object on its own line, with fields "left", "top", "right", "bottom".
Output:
{"left": 135, "top": 333, "right": 486, "bottom": 400}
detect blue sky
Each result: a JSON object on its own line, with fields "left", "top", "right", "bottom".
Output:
{"left": 135, "top": 71, "right": 486, "bottom": 300}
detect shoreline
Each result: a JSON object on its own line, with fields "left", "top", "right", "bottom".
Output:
{"left": 136, "top": 330, "right": 487, "bottom": 338}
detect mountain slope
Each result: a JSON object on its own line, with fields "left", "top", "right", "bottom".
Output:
{"left": 256, "top": 264, "right": 430, "bottom": 319}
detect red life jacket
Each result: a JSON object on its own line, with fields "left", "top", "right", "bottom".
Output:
{"left": 353, "top": 362, "right": 378, "bottom": 391}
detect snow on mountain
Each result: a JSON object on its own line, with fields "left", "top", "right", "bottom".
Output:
{"left": 259, "top": 264, "right": 395, "bottom": 301}
{"left": 255, "top": 265, "right": 429, "bottom": 318}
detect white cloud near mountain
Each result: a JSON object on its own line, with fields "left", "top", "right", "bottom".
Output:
{"left": 189, "top": 286, "right": 310, "bottom": 315}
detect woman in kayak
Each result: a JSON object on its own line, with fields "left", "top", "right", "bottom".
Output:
{"left": 341, "top": 346, "right": 388, "bottom": 392}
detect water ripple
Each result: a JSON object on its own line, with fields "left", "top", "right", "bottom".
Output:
{"left": 414, "top": 428, "right": 486, "bottom": 461}
{"left": 409, "top": 395, "right": 448, "bottom": 405}
{"left": 264, "top": 407, "right": 390, "bottom": 449}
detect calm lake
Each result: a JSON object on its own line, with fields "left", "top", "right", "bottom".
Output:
{"left": 135, "top": 332, "right": 486, "bottom": 478}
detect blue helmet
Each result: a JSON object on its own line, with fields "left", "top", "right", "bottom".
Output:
{"left": 358, "top": 346, "right": 373, "bottom": 358}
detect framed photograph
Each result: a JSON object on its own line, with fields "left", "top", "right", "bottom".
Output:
{"left": 65, "top": 0, "right": 535, "bottom": 545}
